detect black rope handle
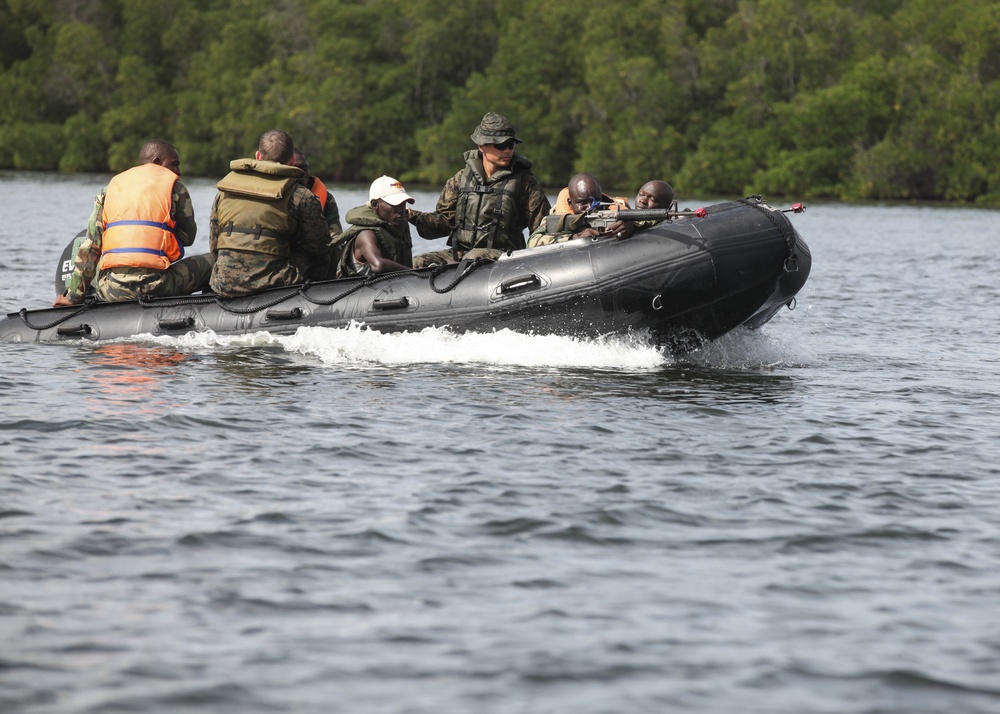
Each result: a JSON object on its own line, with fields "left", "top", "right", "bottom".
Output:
{"left": 427, "top": 258, "right": 491, "bottom": 294}
{"left": 212, "top": 286, "right": 306, "bottom": 314}
{"left": 301, "top": 270, "right": 417, "bottom": 307}
{"left": 18, "top": 299, "right": 95, "bottom": 331}
{"left": 17, "top": 259, "right": 495, "bottom": 332}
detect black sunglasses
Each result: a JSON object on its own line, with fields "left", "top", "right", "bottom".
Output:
{"left": 491, "top": 139, "right": 518, "bottom": 151}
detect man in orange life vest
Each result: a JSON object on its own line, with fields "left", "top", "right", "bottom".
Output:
{"left": 291, "top": 149, "right": 342, "bottom": 237}
{"left": 54, "top": 139, "right": 214, "bottom": 306}
{"left": 527, "top": 172, "right": 613, "bottom": 247}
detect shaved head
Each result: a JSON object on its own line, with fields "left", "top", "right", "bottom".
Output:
{"left": 258, "top": 129, "right": 295, "bottom": 164}
{"left": 636, "top": 180, "right": 674, "bottom": 209}
{"left": 138, "top": 139, "right": 180, "bottom": 176}
{"left": 567, "top": 172, "right": 602, "bottom": 214}
{"left": 138, "top": 139, "right": 176, "bottom": 165}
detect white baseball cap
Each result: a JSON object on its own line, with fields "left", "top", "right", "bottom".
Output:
{"left": 369, "top": 175, "right": 414, "bottom": 206}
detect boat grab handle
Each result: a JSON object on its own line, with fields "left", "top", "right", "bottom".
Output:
{"left": 266, "top": 307, "right": 303, "bottom": 320}
{"left": 56, "top": 324, "right": 92, "bottom": 336}
{"left": 499, "top": 274, "right": 541, "bottom": 294}
{"left": 158, "top": 317, "right": 195, "bottom": 331}
{"left": 372, "top": 297, "right": 410, "bottom": 310}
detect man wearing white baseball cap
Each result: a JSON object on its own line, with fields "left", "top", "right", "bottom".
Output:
{"left": 369, "top": 175, "right": 414, "bottom": 206}
{"left": 331, "top": 176, "right": 416, "bottom": 278}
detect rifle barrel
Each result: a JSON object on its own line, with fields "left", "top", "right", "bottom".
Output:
{"left": 606, "top": 209, "right": 675, "bottom": 221}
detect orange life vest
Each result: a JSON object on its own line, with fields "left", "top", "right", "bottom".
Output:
{"left": 309, "top": 176, "right": 329, "bottom": 209}
{"left": 99, "top": 163, "right": 183, "bottom": 271}
{"left": 552, "top": 187, "right": 629, "bottom": 215}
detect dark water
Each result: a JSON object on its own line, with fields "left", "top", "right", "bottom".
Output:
{"left": 2, "top": 172, "right": 1000, "bottom": 713}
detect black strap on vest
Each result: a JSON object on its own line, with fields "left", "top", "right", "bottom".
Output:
{"left": 221, "top": 220, "right": 285, "bottom": 241}
{"left": 456, "top": 179, "right": 511, "bottom": 256}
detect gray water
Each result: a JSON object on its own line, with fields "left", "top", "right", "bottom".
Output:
{"left": 2, "top": 171, "right": 999, "bottom": 714}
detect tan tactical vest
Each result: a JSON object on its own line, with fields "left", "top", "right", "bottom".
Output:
{"left": 214, "top": 160, "right": 302, "bottom": 257}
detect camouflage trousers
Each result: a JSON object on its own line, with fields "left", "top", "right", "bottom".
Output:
{"left": 209, "top": 250, "right": 309, "bottom": 298}
{"left": 95, "top": 253, "right": 216, "bottom": 302}
{"left": 412, "top": 247, "right": 503, "bottom": 268}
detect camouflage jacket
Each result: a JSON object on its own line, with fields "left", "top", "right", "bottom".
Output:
{"left": 62, "top": 179, "right": 197, "bottom": 304}
{"left": 410, "top": 150, "right": 550, "bottom": 256}
{"left": 209, "top": 160, "right": 333, "bottom": 297}
{"left": 307, "top": 176, "right": 342, "bottom": 236}
{"left": 526, "top": 212, "right": 665, "bottom": 248}
{"left": 526, "top": 213, "right": 592, "bottom": 248}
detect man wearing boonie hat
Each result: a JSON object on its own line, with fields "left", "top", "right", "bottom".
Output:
{"left": 409, "top": 111, "right": 551, "bottom": 267}
{"left": 331, "top": 175, "right": 416, "bottom": 279}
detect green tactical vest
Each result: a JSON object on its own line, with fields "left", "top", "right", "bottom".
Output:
{"left": 214, "top": 160, "right": 303, "bottom": 257}
{"left": 451, "top": 151, "right": 528, "bottom": 255}
{"left": 334, "top": 204, "right": 413, "bottom": 278}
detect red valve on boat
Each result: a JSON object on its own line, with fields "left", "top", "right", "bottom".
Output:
{"left": 694, "top": 207, "right": 707, "bottom": 218}
{"left": 779, "top": 203, "right": 806, "bottom": 214}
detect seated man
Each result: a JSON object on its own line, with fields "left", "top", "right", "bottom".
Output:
{"left": 334, "top": 176, "right": 415, "bottom": 279}
{"left": 292, "top": 149, "right": 342, "bottom": 236}
{"left": 528, "top": 176, "right": 677, "bottom": 248}
{"left": 527, "top": 172, "right": 608, "bottom": 248}
{"left": 410, "top": 111, "right": 551, "bottom": 267}
{"left": 607, "top": 179, "right": 676, "bottom": 240}
{"left": 209, "top": 129, "right": 332, "bottom": 297}
{"left": 551, "top": 177, "right": 630, "bottom": 215}
{"left": 635, "top": 179, "right": 674, "bottom": 210}
{"left": 54, "top": 139, "right": 213, "bottom": 306}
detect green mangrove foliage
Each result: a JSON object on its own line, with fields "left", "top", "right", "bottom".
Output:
{"left": 1, "top": 0, "right": 998, "bottom": 203}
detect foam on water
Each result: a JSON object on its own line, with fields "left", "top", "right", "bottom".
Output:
{"left": 142, "top": 321, "right": 671, "bottom": 370}
{"left": 686, "top": 325, "right": 817, "bottom": 370}
{"left": 134, "top": 318, "right": 819, "bottom": 373}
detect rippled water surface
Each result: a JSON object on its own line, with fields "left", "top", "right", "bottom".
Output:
{"left": 2, "top": 172, "right": 1000, "bottom": 713}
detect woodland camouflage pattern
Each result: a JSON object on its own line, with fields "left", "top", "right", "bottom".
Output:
{"left": 316, "top": 184, "right": 342, "bottom": 236}
{"left": 209, "top": 184, "right": 331, "bottom": 297}
{"left": 410, "top": 150, "right": 550, "bottom": 267}
{"left": 95, "top": 256, "right": 214, "bottom": 301}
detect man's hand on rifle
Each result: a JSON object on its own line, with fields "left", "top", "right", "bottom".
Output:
{"left": 575, "top": 226, "right": 603, "bottom": 239}
{"left": 602, "top": 220, "right": 636, "bottom": 240}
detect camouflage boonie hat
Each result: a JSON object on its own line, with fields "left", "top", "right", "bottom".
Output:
{"left": 470, "top": 112, "right": 522, "bottom": 145}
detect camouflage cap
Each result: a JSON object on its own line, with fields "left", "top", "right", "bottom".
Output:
{"left": 470, "top": 112, "right": 523, "bottom": 145}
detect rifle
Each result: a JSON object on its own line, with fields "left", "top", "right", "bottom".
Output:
{"left": 583, "top": 207, "right": 707, "bottom": 233}
{"left": 584, "top": 201, "right": 806, "bottom": 233}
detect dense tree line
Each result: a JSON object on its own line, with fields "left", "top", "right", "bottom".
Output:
{"left": 1, "top": 0, "right": 998, "bottom": 203}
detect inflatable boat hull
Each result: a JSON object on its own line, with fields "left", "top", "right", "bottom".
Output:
{"left": 1, "top": 199, "right": 811, "bottom": 351}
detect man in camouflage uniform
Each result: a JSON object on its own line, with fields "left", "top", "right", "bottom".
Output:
{"left": 598, "top": 179, "right": 675, "bottom": 242}
{"left": 209, "top": 130, "right": 333, "bottom": 297}
{"left": 410, "top": 111, "right": 551, "bottom": 266}
{"left": 527, "top": 172, "right": 606, "bottom": 248}
{"left": 292, "top": 149, "right": 342, "bottom": 237}
{"left": 54, "top": 140, "right": 213, "bottom": 306}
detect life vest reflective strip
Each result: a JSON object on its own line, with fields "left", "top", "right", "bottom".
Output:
{"left": 99, "top": 164, "right": 182, "bottom": 271}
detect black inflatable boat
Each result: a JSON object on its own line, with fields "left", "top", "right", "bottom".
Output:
{"left": 0, "top": 197, "right": 811, "bottom": 351}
